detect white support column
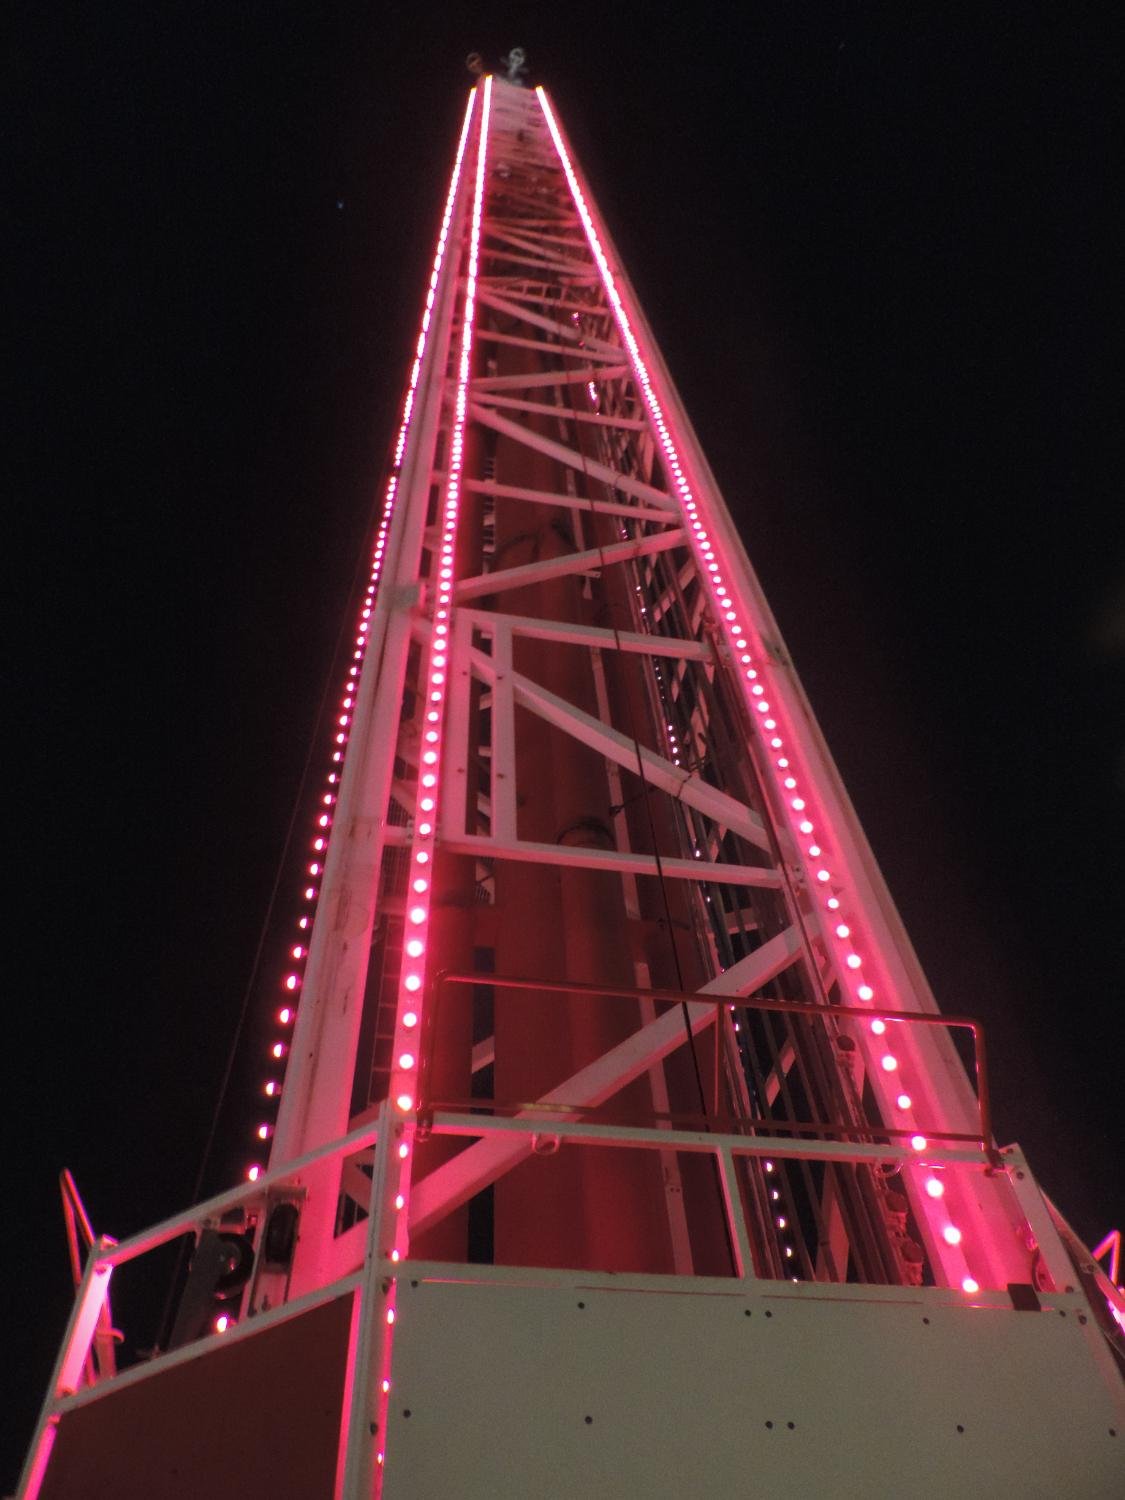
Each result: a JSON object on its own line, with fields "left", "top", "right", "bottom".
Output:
{"left": 338, "top": 1103, "right": 399, "bottom": 1500}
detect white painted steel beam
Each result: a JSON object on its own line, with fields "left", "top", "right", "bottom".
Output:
{"left": 475, "top": 328, "right": 629, "bottom": 365}
{"left": 471, "top": 363, "right": 630, "bottom": 392}
{"left": 410, "top": 932, "right": 813, "bottom": 1237}
{"left": 463, "top": 476, "right": 676, "bottom": 522}
{"left": 463, "top": 608, "right": 711, "bottom": 662}
{"left": 475, "top": 288, "right": 622, "bottom": 355}
{"left": 464, "top": 642, "right": 771, "bottom": 852}
{"left": 454, "top": 527, "right": 686, "bottom": 602}
{"left": 441, "top": 833, "right": 783, "bottom": 887}
{"left": 474, "top": 390, "right": 649, "bottom": 431}
{"left": 470, "top": 401, "right": 675, "bottom": 508}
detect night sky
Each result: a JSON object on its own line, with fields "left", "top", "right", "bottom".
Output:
{"left": 7, "top": 4, "right": 1122, "bottom": 1484}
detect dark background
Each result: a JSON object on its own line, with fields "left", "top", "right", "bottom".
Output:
{"left": 6, "top": 3, "right": 1122, "bottom": 1485}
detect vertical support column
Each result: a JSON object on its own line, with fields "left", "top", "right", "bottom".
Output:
{"left": 338, "top": 1102, "right": 399, "bottom": 1498}
{"left": 17, "top": 1240, "right": 114, "bottom": 1500}
{"left": 272, "top": 90, "right": 479, "bottom": 1298}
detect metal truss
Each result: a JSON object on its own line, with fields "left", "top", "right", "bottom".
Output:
{"left": 20, "top": 71, "right": 1124, "bottom": 1500}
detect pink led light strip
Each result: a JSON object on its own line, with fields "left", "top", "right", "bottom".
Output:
{"left": 536, "top": 88, "right": 976, "bottom": 1292}
{"left": 240, "top": 88, "right": 480, "bottom": 1199}
{"left": 388, "top": 74, "right": 492, "bottom": 1125}
{"left": 368, "top": 75, "right": 492, "bottom": 1476}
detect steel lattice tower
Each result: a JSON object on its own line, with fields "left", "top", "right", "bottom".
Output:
{"left": 20, "top": 70, "right": 1125, "bottom": 1500}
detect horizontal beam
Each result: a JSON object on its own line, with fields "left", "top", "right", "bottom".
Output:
{"left": 474, "top": 328, "right": 628, "bottom": 365}
{"left": 454, "top": 527, "right": 686, "bottom": 602}
{"left": 422, "top": 1112, "right": 990, "bottom": 1170}
{"left": 462, "top": 608, "right": 712, "bottom": 661}
{"left": 474, "top": 390, "right": 648, "bottom": 431}
{"left": 410, "top": 935, "right": 842, "bottom": 1238}
{"left": 470, "top": 401, "right": 674, "bottom": 508}
{"left": 462, "top": 476, "right": 676, "bottom": 523}
{"left": 476, "top": 288, "right": 621, "bottom": 357}
{"left": 471, "top": 363, "right": 629, "bottom": 392}
{"left": 466, "top": 646, "right": 771, "bottom": 852}
{"left": 441, "top": 833, "right": 784, "bottom": 887}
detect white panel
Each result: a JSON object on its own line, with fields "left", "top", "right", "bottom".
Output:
{"left": 384, "top": 1273, "right": 1124, "bottom": 1498}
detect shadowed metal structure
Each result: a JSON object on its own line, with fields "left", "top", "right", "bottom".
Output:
{"left": 19, "top": 70, "right": 1125, "bottom": 1499}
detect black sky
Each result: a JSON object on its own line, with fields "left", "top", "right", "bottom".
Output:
{"left": 6, "top": 3, "right": 1123, "bottom": 1484}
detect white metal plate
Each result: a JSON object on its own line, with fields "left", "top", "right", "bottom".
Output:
{"left": 384, "top": 1271, "right": 1124, "bottom": 1498}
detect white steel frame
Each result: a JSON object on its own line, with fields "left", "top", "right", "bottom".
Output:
{"left": 20, "top": 73, "right": 1125, "bottom": 1500}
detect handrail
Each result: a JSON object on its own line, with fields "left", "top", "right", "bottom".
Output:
{"left": 425, "top": 969, "right": 994, "bottom": 1152}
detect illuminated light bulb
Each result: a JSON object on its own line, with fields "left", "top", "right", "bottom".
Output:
{"left": 816, "top": 869, "right": 830, "bottom": 883}
{"left": 247, "top": 1165, "right": 261, "bottom": 1182}
{"left": 398, "top": 1144, "right": 409, "bottom": 1161}
{"left": 285, "top": 974, "right": 299, "bottom": 991}
{"left": 752, "top": 685, "right": 765, "bottom": 698}
{"left": 846, "top": 954, "right": 862, "bottom": 969}
{"left": 398, "top": 1053, "right": 415, "bottom": 1070}
{"left": 422, "top": 750, "right": 438, "bottom": 765}
{"left": 396, "top": 1093, "right": 413, "bottom": 1111}
{"left": 791, "top": 797, "right": 805, "bottom": 811}
{"left": 835, "top": 924, "right": 850, "bottom": 939}
{"left": 870, "top": 1019, "right": 886, "bottom": 1035}
{"left": 826, "top": 897, "right": 840, "bottom": 910}
{"left": 308, "top": 863, "right": 320, "bottom": 877}
{"left": 404, "top": 974, "right": 422, "bottom": 992}
{"left": 424, "top": 730, "right": 439, "bottom": 744}
{"left": 215, "top": 1315, "right": 231, "bottom": 1334}
{"left": 298, "top": 916, "right": 309, "bottom": 930}
{"left": 406, "top": 939, "right": 424, "bottom": 958}
{"left": 390, "top": 1249, "right": 400, "bottom": 1263}
{"left": 271, "top": 1043, "right": 285, "bottom": 1059}
{"left": 911, "top": 1135, "right": 927, "bottom": 1152}
{"left": 925, "top": 1178, "right": 944, "bottom": 1199}
{"left": 799, "top": 820, "right": 814, "bottom": 835}
{"left": 770, "top": 737, "right": 783, "bottom": 749}
{"left": 257, "top": 1124, "right": 271, "bottom": 1141}
{"left": 418, "top": 822, "right": 433, "bottom": 837}
{"left": 781, "top": 771, "right": 794, "bottom": 783}
{"left": 897, "top": 1092, "right": 912, "bottom": 1110}
{"left": 420, "top": 797, "right": 435, "bottom": 812}
{"left": 382, "top": 1378, "right": 391, "bottom": 1393}
{"left": 808, "top": 844, "right": 822, "bottom": 857}
{"left": 881, "top": 1054, "right": 898, "bottom": 1072}
{"left": 386, "top": 1308, "right": 396, "bottom": 1325}
{"left": 314, "top": 838, "right": 325, "bottom": 851}
{"left": 756, "top": 702, "right": 770, "bottom": 715}
{"left": 777, "top": 758, "right": 789, "bottom": 769}
{"left": 777, "top": 1216, "right": 787, "bottom": 1229}
{"left": 764, "top": 1161, "right": 774, "bottom": 1173}
{"left": 278, "top": 1007, "right": 292, "bottom": 1025}
{"left": 784, "top": 1246, "right": 794, "bottom": 1259}
{"left": 319, "top": 814, "right": 330, "bottom": 827}
{"left": 412, "top": 877, "right": 428, "bottom": 893}
{"left": 857, "top": 984, "right": 874, "bottom": 1001}
{"left": 402, "top": 1010, "right": 418, "bottom": 1028}
{"left": 394, "top": 1194, "right": 405, "bottom": 1211}
{"left": 764, "top": 719, "right": 776, "bottom": 730}
{"left": 421, "top": 774, "right": 436, "bottom": 788}
{"left": 408, "top": 905, "right": 426, "bottom": 924}
{"left": 265, "top": 1081, "right": 279, "bottom": 1097}
{"left": 770, "top": 1189, "right": 780, "bottom": 1201}
{"left": 305, "top": 887, "right": 316, "bottom": 900}
{"left": 961, "top": 1276, "right": 979, "bottom": 1295}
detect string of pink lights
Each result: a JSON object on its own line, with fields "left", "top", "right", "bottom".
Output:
{"left": 371, "top": 75, "right": 492, "bottom": 1471}
{"left": 536, "top": 88, "right": 977, "bottom": 1294}
{"left": 242, "top": 86, "right": 481, "bottom": 1191}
